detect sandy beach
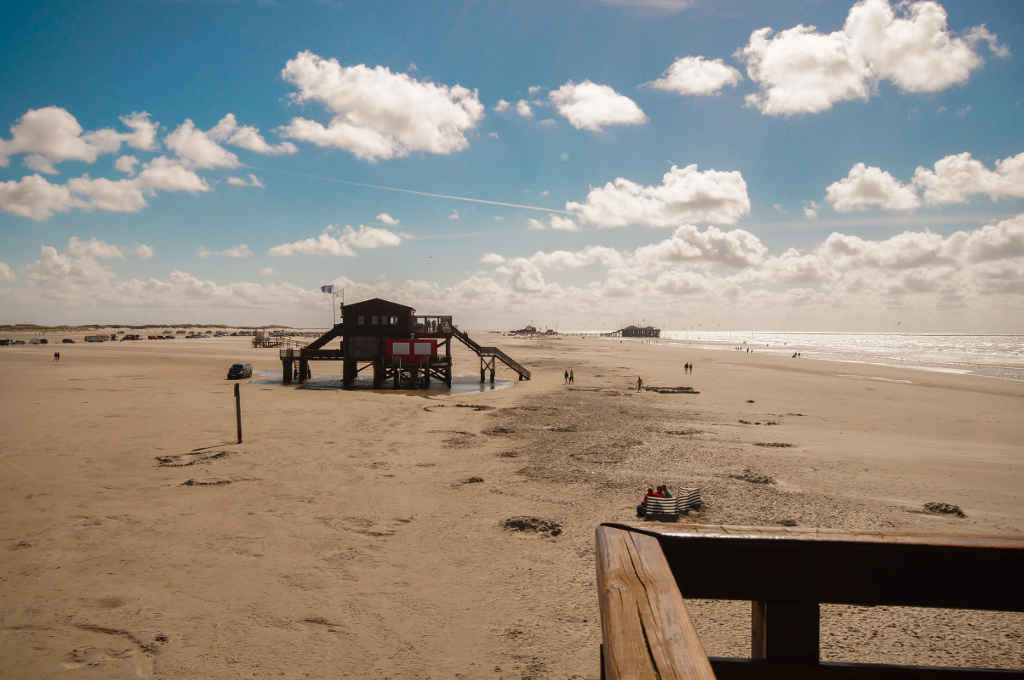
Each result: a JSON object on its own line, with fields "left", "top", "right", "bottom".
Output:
{"left": 1, "top": 332, "right": 1022, "bottom": 678}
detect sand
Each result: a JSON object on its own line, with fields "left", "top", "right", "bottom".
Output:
{"left": 1, "top": 331, "right": 1022, "bottom": 678}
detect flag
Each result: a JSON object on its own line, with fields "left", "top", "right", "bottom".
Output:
{"left": 320, "top": 285, "right": 333, "bottom": 294}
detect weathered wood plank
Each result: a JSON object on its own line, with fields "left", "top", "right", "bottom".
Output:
{"left": 596, "top": 525, "right": 717, "bottom": 680}
{"left": 602, "top": 523, "right": 1024, "bottom": 611}
{"left": 710, "top": 658, "right": 1024, "bottom": 679}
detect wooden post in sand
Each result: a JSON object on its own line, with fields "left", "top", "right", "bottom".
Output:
{"left": 234, "top": 383, "right": 242, "bottom": 444}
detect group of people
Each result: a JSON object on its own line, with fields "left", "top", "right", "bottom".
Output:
{"left": 683, "top": 362, "right": 694, "bottom": 374}
{"left": 563, "top": 368, "right": 574, "bottom": 384}
{"left": 636, "top": 485, "right": 674, "bottom": 517}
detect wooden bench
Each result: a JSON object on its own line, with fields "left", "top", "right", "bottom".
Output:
{"left": 596, "top": 523, "right": 1024, "bottom": 679}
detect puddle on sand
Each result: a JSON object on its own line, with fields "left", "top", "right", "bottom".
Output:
{"left": 252, "top": 370, "right": 512, "bottom": 394}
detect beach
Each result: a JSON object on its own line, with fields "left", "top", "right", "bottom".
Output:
{"left": 1, "top": 332, "right": 1022, "bottom": 678}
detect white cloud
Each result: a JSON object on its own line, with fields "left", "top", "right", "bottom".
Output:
{"left": 566, "top": 164, "right": 750, "bottom": 227}
{"left": 199, "top": 244, "right": 253, "bottom": 259}
{"left": 528, "top": 85, "right": 542, "bottom": 95}
{"left": 0, "top": 261, "right": 15, "bottom": 282}
{"left": 66, "top": 175, "right": 147, "bottom": 213}
{"left": 165, "top": 119, "right": 240, "bottom": 169}
{"left": 803, "top": 200, "right": 819, "bottom": 219}
{"left": 549, "top": 80, "right": 647, "bottom": 132}
{"left": 481, "top": 253, "right": 506, "bottom": 265}
{"left": 135, "top": 244, "right": 154, "bottom": 260}
{"left": 261, "top": 267, "right": 274, "bottom": 276}
{"left": 912, "top": 151, "right": 1024, "bottom": 205}
{"left": 538, "top": 118, "right": 556, "bottom": 127}
{"left": 488, "top": 131, "right": 500, "bottom": 139}
{"left": 115, "top": 155, "right": 138, "bottom": 174}
{"left": 279, "top": 51, "right": 484, "bottom": 161}
{"left": 515, "top": 99, "right": 533, "bottom": 117}
{"left": 549, "top": 215, "right": 578, "bottom": 231}
{"left": 0, "top": 108, "right": 158, "bottom": 172}
{"left": 135, "top": 156, "right": 209, "bottom": 194}
{"left": 541, "top": 190, "right": 550, "bottom": 197}
{"left": 68, "top": 236, "right": 124, "bottom": 259}
{"left": 448, "top": 210, "right": 460, "bottom": 221}
{"left": 226, "top": 174, "right": 265, "bottom": 188}
{"left": 634, "top": 224, "right": 767, "bottom": 267}
{"left": 0, "top": 174, "right": 83, "bottom": 221}
{"left": 738, "top": 0, "right": 1008, "bottom": 116}
{"left": 649, "top": 56, "right": 743, "bottom": 96}
{"left": 376, "top": 212, "right": 399, "bottom": 225}
{"left": 527, "top": 217, "right": 545, "bottom": 231}
{"left": 268, "top": 224, "right": 403, "bottom": 256}
{"left": 493, "top": 99, "right": 510, "bottom": 112}
{"left": 208, "top": 113, "right": 297, "bottom": 155}
{"left": 826, "top": 163, "right": 921, "bottom": 212}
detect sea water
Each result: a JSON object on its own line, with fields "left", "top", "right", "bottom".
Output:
{"left": 653, "top": 331, "right": 1024, "bottom": 382}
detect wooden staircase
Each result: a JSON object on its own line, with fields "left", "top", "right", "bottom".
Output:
{"left": 451, "top": 326, "right": 531, "bottom": 380}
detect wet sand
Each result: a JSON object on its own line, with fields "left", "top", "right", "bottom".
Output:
{"left": 1, "top": 332, "right": 1022, "bottom": 678}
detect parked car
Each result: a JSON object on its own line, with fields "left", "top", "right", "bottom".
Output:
{"left": 30, "top": 338, "right": 48, "bottom": 344}
{"left": 13, "top": 340, "right": 25, "bottom": 345}
{"left": 227, "top": 363, "right": 253, "bottom": 379}
{"left": 62, "top": 338, "right": 75, "bottom": 343}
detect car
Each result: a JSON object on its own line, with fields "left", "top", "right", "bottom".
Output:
{"left": 13, "top": 340, "right": 25, "bottom": 345}
{"left": 30, "top": 338, "right": 48, "bottom": 344}
{"left": 227, "top": 363, "right": 253, "bottom": 379}
{"left": 62, "top": 338, "right": 75, "bottom": 343}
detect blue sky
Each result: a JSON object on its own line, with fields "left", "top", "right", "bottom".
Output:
{"left": 1, "top": 0, "right": 1023, "bottom": 331}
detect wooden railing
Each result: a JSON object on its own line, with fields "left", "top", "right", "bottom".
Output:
{"left": 596, "top": 523, "right": 1024, "bottom": 680}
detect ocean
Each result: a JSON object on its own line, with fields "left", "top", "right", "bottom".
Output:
{"left": 643, "top": 331, "right": 1024, "bottom": 382}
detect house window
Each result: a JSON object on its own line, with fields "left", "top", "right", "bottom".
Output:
{"left": 371, "top": 315, "right": 379, "bottom": 325}
{"left": 357, "top": 315, "right": 365, "bottom": 326}
{"left": 390, "top": 315, "right": 398, "bottom": 326}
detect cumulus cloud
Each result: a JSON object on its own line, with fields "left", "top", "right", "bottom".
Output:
{"left": 549, "top": 80, "right": 647, "bottom": 132}
{"left": 199, "top": 244, "right": 253, "bottom": 259}
{"left": 279, "top": 51, "right": 484, "bottom": 161}
{"left": 803, "top": 200, "right": 819, "bottom": 218}
{"left": 566, "top": 164, "right": 750, "bottom": 227}
{"left": 208, "top": 113, "right": 297, "bottom": 155}
{"left": 115, "top": 155, "right": 138, "bottom": 174}
{"left": 648, "top": 56, "right": 743, "bottom": 96}
{"left": 634, "top": 224, "right": 767, "bottom": 267}
{"left": 493, "top": 99, "right": 510, "bottom": 112}
{"left": 912, "top": 151, "right": 1024, "bottom": 205}
{"left": 0, "top": 174, "right": 83, "bottom": 220}
{"left": 0, "top": 108, "right": 157, "bottom": 173}
{"left": 165, "top": 119, "right": 240, "bottom": 169}
{"left": 515, "top": 99, "right": 533, "bottom": 117}
{"left": 737, "top": 0, "right": 1007, "bottom": 116}
{"left": 0, "top": 261, "right": 15, "bottom": 282}
{"left": 481, "top": 253, "right": 506, "bottom": 265}
{"left": 135, "top": 244, "right": 154, "bottom": 260}
{"left": 268, "top": 224, "right": 403, "bottom": 256}
{"left": 527, "top": 215, "right": 579, "bottom": 231}
{"left": 376, "top": 212, "right": 399, "bottom": 225}
{"left": 68, "top": 236, "right": 124, "bottom": 259}
{"left": 226, "top": 174, "right": 264, "bottom": 188}
{"left": 826, "top": 163, "right": 921, "bottom": 212}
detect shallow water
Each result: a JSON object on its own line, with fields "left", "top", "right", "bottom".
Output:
{"left": 252, "top": 370, "right": 512, "bottom": 394}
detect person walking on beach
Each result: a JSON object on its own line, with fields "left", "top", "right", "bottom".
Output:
{"left": 637, "top": 376, "right": 643, "bottom": 392}
{"left": 53, "top": 351, "right": 60, "bottom": 361}
{"left": 569, "top": 368, "right": 574, "bottom": 384}
{"left": 564, "top": 369, "right": 569, "bottom": 384}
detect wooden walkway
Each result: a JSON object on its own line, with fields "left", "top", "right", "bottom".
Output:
{"left": 451, "top": 326, "right": 531, "bottom": 380}
{"left": 596, "top": 523, "right": 1024, "bottom": 680}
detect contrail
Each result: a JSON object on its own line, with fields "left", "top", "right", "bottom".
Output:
{"left": 249, "top": 166, "right": 570, "bottom": 215}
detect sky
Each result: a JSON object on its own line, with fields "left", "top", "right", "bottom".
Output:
{"left": 1, "top": 0, "right": 1023, "bottom": 332}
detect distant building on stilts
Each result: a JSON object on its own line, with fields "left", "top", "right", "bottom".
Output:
{"left": 278, "top": 297, "right": 530, "bottom": 388}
